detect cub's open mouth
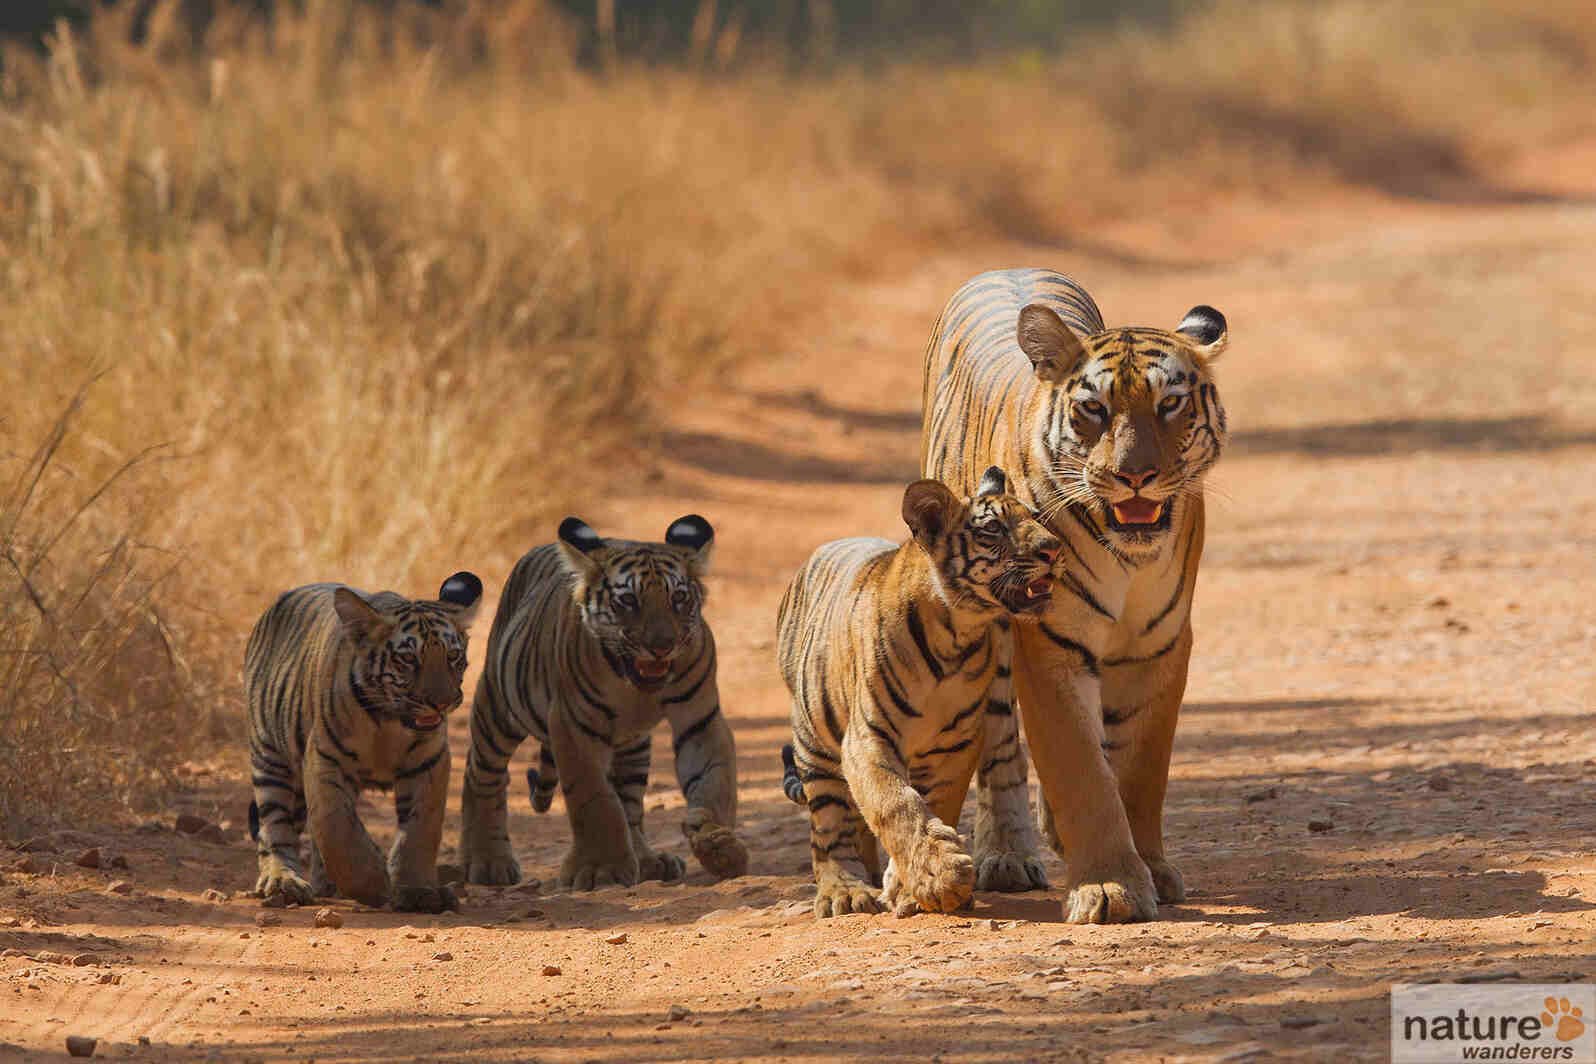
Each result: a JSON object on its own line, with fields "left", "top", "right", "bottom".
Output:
{"left": 1110, "top": 498, "right": 1166, "bottom": 527}
{"left": 1004, "top": 574, "right": 1053, "bottom": 613}
{"left": 407, "top": 710, "right": 443, "bottom": 731}
{"left": 633, "top": 658, "right": 672, "bottom": 682}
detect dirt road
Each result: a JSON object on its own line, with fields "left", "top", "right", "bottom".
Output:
{"left": 3, "top": 189, "right": 1595, "bottom": 1062}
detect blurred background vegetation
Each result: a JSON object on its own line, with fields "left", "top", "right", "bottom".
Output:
{"left": 1, "top": 0, "right": 1591, "bottom": 833}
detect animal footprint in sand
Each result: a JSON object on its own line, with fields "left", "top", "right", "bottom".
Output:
{"left": 1542, "top": 997, "right": 1585, "bottom": 1042}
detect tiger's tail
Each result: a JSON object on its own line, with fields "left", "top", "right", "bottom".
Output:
{"left": 525, "top": 745, "right": 558, "bottom": 813}
{"left": 780, "top": 743, "right": 805, "bottom": 804}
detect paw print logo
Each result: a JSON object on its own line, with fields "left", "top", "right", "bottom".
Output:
{"left": 1542, "top": 997, "right": 1586, "bottom": 1042}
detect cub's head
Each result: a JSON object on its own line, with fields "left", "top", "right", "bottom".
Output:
{"left": 903, "top": 467, "right": 1060, "bottom": 616}
{"left": 1018, "top": 302, "right": 1229, "bottom": 553}
{"left": 557, "top": 514, "right": 714, "bottom": 691}
{"left": 333, "top": 572, "right": 483, "bottom": 732}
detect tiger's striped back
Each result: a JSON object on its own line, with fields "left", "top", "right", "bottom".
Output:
{"left": 922, "top": 269, "right": 1104, "bottom": 501}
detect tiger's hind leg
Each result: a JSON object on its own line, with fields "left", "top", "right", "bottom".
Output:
{"left": 527, "top": 745, "right": 558, "bottom": 813}
{"left": 251, "top": 750, "right": 315, "bottom": 907}
{"left": 612, "top": 736, "right": 685, "bottom": 883}
{"left": 460, "top": 678, "right": 529, "bottom": 886}
{"left": 794, "top": 743, "right": 881, "bottom": 917}
{"left": 972, "top": 660, "right": 1049, "bottom": 892}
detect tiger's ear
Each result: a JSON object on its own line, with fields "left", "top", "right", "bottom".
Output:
{"left": 902, "top": 479, "right": 964, "bottom": 548}
{"left": 437, "top": 571, "right": 483, "bottom": 629}
{"left": 665, "top": 514, "right": 714, "bottom": 576}
{"left": 556, "top": 517, "right": 606, "bottom": 581}
{"left": 333, "top": 587, "right": 387, "bottom": 642}
{"left": 976, "top": 466, "right": 1008, "bottom": 498}
{"left": 1017, "top": 304, "right": 1086, "bottom": 383}
{"left": 1176, "top": 305, "right": 1228, "bottom": 359}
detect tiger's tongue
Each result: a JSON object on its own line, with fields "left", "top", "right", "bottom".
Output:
{"left": 1112, "top": 498, "right": 1164, "bottom": 525}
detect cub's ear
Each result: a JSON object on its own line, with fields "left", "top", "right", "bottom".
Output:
{"left": 1017, "top": 304, "right": 1087, "bottom": 383}
{"left": 902, "top": 479, "right": 964, "bottom": 547}
{"left": 333, "top": 587, "right": 387, "bottom": 641}
{"left": 437, "top": 571, "right": 483, "bottom": 629}
{"left": 1176, "top": 305, "right": 1228, "bottom": 359}
{"left": 976, "top": 466, "right": 1008, "bottom": 498}
{"left": 556, "top": 516, "right": 605, "bottom": 580}
{"left": 665, "top": 514, "right": 714, "bottom": 575}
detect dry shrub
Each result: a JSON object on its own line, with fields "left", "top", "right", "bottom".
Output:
{"left": 0, "top": 0, "right": 1589, "bottom": 829}
{"left": 0, "top": 386, "right": 194, "bottom": 834}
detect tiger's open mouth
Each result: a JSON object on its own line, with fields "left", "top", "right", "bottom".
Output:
{"left": 1001, "top": 574, "right": 1054, "bottom": 614}
{"left": 405, "top": 710, "right": 444, "bottom": 732}
{"left": 631, "top": 657, "right": 673, "bottom": 688}
{"left": 1106, "top": 497, "right": 1172, "bottom": 534}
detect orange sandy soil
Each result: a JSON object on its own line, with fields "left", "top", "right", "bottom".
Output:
{"left": 4, "top": 166, "right": 1595, "bottom": 1062}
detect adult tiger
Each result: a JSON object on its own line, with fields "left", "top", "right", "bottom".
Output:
{"left": 246, "top": 572, "right": 483, "bottom": 912}
{"left": 921, "top": 268, "right": 1229, "bottom": 924}
{"left": 458, "top": 515, "right": 748, "bottom": 889}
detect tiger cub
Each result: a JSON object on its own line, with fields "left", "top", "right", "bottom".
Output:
{"left": 246, "top": 572, "right": 482, "bottom": 912}
{"left": 778, "top": 468, "right": 1060, "bottom": 917}
{"left": 459, "top": 515, "right": 748, "bottom": 890}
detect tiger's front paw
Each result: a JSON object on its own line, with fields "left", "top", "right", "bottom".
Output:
{"left": 686, "top": 823, "right": 749, "bottom": 880}
{"left": 256, "top": 868, "right": 315, "bottom": 908}
{"left": 883, "top": 819, "right": 975, "bottom": 917}
{"left": 1144, "top": 855, "right": 1185, "bottom": 904}
{"left": 393, "top": 884, "right": 460, "bottom": 914}
{"left": 464, "top": 850, "right": 522, "bottom": 887}
{"left": 636, "top": 848, "right": 687, "bottom": 884}
{"left": 973, "top": 849, "right": 1049, "bottom": 893}
{"left": 813, "top": 875, "right": 883, "bottom": 918}
{"left": 559, "top": 850, "right": 639, "bottom": 891}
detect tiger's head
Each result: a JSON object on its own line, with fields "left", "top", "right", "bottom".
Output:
{"left": 903, "top": 467, "right": 1061, "bottom": 616}
{"left": 1018, "top": 302, "right": 1229, "bottom": 555}
{"left": 332, "top": 572, "right": 483, "bottom": 732}
{"left": 556, "top": 514, "right": 714, "bottom": 691}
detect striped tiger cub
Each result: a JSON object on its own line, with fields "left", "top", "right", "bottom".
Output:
{"left": 778, "top": 468, "right": 1061, "bottom": 917}
{"left": 246, "top": 572, "right": 483, "bottom": 912}
{"left": 459, "top": 515, "right": 748, "bottom": 890}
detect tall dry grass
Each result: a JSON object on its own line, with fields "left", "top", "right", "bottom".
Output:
{"left": 1, "top": 0, "right": 1590, "bottom": 832}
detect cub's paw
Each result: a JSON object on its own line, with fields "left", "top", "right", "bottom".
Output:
{"left": 973, "top": 850, "right": 1049, "bottom": 893}
{"left": 884, "top": 820, "right": 975, "bottom": 917}
{"left": 393, "top": 884, "right": 460, "bottom": 914}
{"left": 1144, "top": 856, "right": 1185, "bottom": 904}
{"left": 256, "top": 868, "right": 315, "bottom": 908}
{"left": 464, "top": 851, "right": 522, "bottom": 887}
{"left": 637, "top": 849, "right": 687, "bottom": 884}
{"left": 813, "top": 877, "right": 883, "bottom": 918}
{"left": 559, "top": 852, "right": 640, "bottom": 891}
{"left": 687, "top": 823, "right": 749, "bottom": 880}
{"left": 1064, "top": 862, "right": 1158, "bottom": 924}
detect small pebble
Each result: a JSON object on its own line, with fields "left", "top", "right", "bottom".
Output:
{"left": 65, "top": 1035, "right": 97, "bottom": 1058}
{"left": 604, "top": 932, "right": 628, "bottom": 945}
{"left": 313, "top": 908, "right": 343, "bottom": 929}
{"left": 74, "top": 849, "right": 101, "bottom": 869}
{"left": 255, "top": 912, "right": 282, "bottom": 928}
{"left": 106, "top": 881, "right": 133, "bottom": 895}
{"left": 1307, "top": 819, "right": 1334, "bottom": 833}
{"left": 173, "top": 814, "right": 210, "bottom": 835}
{"left": 1280, "top": 1016, "right": 1322, "bottom": 1029}
{"left": 433, "top": 951, "right": 454, "bottom": 962}
{"left": 541, "top": 965, "right": 562, "bottom": 976}
{"left": 203, "top": 888, "right": 231, "bottom": 902}
{"left": 667, "top": 1004, "right": 690, "bottom": 1022}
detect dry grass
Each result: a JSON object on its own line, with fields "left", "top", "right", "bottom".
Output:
{"left": 1, "top": 0, "right": 1590, "bottom": 832}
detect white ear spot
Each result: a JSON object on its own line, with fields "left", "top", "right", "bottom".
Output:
{"left": 1176, "top": 305, "right": 1228, "bottom": 357}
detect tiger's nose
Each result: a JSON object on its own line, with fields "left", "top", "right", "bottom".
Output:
{"left": 1035, "top": 539, "right": 1061, "bottom": 565}
{"left": 1114, "top": 467, "right": 1156, "bottom": 491}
